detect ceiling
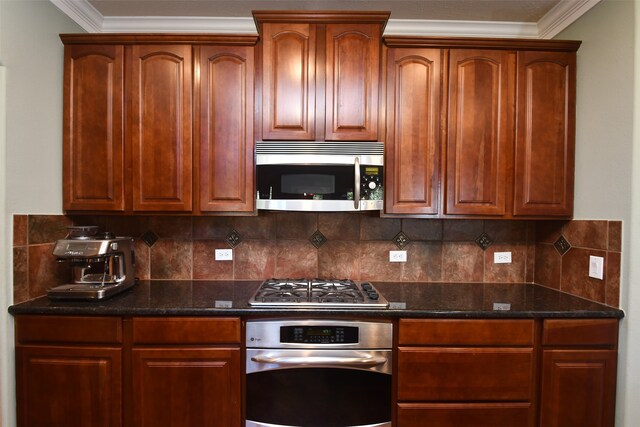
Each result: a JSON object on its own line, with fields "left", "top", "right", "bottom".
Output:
{"left": 50, "top": 0, "right": 601, "bottom": 38}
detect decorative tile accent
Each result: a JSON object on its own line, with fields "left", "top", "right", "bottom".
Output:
{"left": 226, "top": 229, "right": 242, "bottom": 248}
{"left": 309, "top": 230, "right": 327, "bottom": 249}
{"left": 554, "top": 235, "right": 571, "bottom": 255}
{"left": 141, "top": 230, "right": 159, "bottom": 247}
{"left": 393, "top": 231, "right": 410, "bottom": 249}
{"left": 475, "top": 232, "right": 493, "bottom": 250}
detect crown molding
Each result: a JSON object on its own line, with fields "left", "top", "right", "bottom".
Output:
{"left": 384, "top": 19, "right": 538, "bottom": 38}
{"left": 537, "top": 0, "right": 602, "bottom": 39}
{"left": 50, "top": 0, "right": 600, "bottom": 39}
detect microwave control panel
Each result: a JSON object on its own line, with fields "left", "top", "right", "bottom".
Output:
{"left": 361, "top": 166, "right": 383, "bottom": 200}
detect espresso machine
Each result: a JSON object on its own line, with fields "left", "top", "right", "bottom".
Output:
{"left": 48, "top": 226, "right": 136, "bottom": 300}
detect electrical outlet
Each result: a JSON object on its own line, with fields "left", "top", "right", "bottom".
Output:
{"left": 215, "top": 249, "right": 233, "bottom": 261}
{"left": 589, "top": 255, "right": 604, "bottom": 280}
{"left": 389, "top": 250, "right": 407, "bottom": 263}
{"left": 494, "top": 251, "right": 512, "bottom": 264}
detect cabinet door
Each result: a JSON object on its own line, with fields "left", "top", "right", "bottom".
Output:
{"left": 385, "top": 48, "right": 442, "bottom": 215}
{"left": 446, "top": 49, "right": 514, "bottom": 215}
{"left": 397, "top": 402, "right": 531, "bottom": 427}
{"left": 63, "top": 44, "right": 125, "bottom": 211}
{"left": 132, "top": 347, "right": 241, "bottom": 427}
{"left": 540, "top": 349, "right": 617, "bottom": 427}
{"left": 130, "top": 44, "right": 193, "bottom": 211}
{"left": 513, "top": 51, "right": 575, "bottom": 216}
{"left": 197, "top": 45, "right": 255, "bottom": 212}
{"left": 261, "top": 23, "right": 316, "bottom": 140}
{"left": 16, "top": 345, "right": 122, "bottom": 427}
{"left": 325, "top": 23, "right": 381, "bottom": 141}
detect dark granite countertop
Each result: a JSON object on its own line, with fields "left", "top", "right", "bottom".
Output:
{"left": 8, "top": 280, "right": 624, "bottom": 319}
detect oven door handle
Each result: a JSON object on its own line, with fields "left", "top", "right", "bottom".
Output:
{"left": 250, "top": 354, "right": 388, "bottom": 367}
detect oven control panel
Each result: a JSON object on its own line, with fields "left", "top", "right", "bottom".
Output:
{"left": 280, "top": 325, "right": 358, "bottom": 344}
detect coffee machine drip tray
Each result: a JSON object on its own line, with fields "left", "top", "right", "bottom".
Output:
{"left": 47, "top": 281, "right": 135, "bottom": 300}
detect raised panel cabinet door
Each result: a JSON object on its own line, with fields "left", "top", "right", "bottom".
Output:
{"left": 446, "top": 49, "right": 515, "bottom": 215}
{"left": 132, "top": 347, "right": 241, "bottom": 427}
{"left": 262, "top": 23, "right": 316, "bottom": 140}
{"left": 325, "top": 23, "right": 381, "bottom": 141}
{"left": 513, "top": 51, "right": 576, "bottom": 217}
{"left": 198, "top": 45, "right": 255, "bottom": 212}
{"left": 540, "top": 349, "right": 617, "bottom": 427}
{"left": 16, "top": 345, "right": 122, "bottom": 427}
{"left": 63, "top": 44, "right": 125, "bottom": 211}
{"left": 130, "top": 44, "right": 192, "bottom": 211}
{"left": 384, "top": 48, "right": 442, "bottom": 215}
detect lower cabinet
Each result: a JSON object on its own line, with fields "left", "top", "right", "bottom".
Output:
{"left": 539, "top": 319, "right": 618, "bottom": 427}
{"left": 397, "top": 319, "right": 536, "bottom": 426}
{"left": 15, "top": 316, "right": 123, "bottom": 427}
{"left": 129, "top": 317, "right": 242, "bottom": 427}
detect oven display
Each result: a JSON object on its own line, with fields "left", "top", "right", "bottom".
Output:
{"left": 280, "top": 325, "right": 358, "bottom": 344}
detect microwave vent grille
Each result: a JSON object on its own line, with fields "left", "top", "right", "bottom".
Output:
{"left": 256, "top": 141, "right": 384, "bottom": 156}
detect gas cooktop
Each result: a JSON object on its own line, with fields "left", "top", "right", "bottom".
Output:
{"left": 248, "top": 278, "right": 389, "bottom": 309}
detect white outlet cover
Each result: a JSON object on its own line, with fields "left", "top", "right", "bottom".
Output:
{"left": 493, "top": 251, "right": 512, "bottom": 264}
{"left": 215, "top": 248, "right": 233, "bottom": 261}
{"left": 588, "top": 255, "right": 604, "bottom": 280}
{"left": 389, "top": 250, "right": 407, "bottom": 262}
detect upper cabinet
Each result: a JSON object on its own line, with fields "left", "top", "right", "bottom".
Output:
{"left": 383, "top": 37, "right": 580, "bottom": 218}
{"left": 513, "top": 50, "right": 576, "bottom": 217}
{"left": 254, "top": 11, "right": 388, "bottom": 142}
{"left": 61, "top": 35, "right": 258, "bottom": 214}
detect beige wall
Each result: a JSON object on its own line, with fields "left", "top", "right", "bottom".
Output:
{"left": 0, "top": 1, "right": 83, "bottom": 425}
{"left": 557, "top": 0, "right": 638, "bottom": 424}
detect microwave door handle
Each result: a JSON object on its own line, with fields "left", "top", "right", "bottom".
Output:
{"left": 354, "top": 157, "right": 361, "bottom": 210}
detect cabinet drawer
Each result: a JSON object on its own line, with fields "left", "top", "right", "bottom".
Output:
{"left": 132, "top": 317, "right": 241, "bottom": 344}
{"left": 398, "top": 347, "right": 534, "bottom": 401}
{"left": 15, "top": 315, "right": 122, "bottom": 344}
{"left": 543, "top": 319, "right": 618, "bottom": 347}
{"left": 397, "top": 403, "right": 531, "bottom": 427}
{"left": 399, "top": 319, "right": 535, "bottom": 346}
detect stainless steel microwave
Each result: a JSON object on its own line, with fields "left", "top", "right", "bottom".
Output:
{"left": 256, "top": 141, "right": 384, "bottom": 212}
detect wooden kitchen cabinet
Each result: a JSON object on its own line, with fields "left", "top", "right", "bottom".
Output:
{"left": 15, "top": 315, "right": 123, "bottom": 427}
{"left": 396, "top": 319, "right": 536, "bottom": 426}
{"left": 129, "top": 317, "right": 242, "bottom": 427}
{"left": 61, "top": 35, "right": 258, "bottom": 214}
{"left": 539, "top": 319, "right": 618, "bottom": 427}
{"left": 196, "top": 44, "right": 255, "bottom": 212}
{"left": 130, "top": 44, "right": 193, "bottom": 212}
{"left": 63, "top": 44, "right": 125, "bottom": 211}
{"left": 445, "top": 49, "right": 515, "bottom": 216}
{"left": 513, "top": 50, "right": 576, "bottom": 217}
{"left": 382, "top": 38, "right": 580, "bottom": 219}
{"left": 384, "top": 48, "right": 442, "bottom": 215}
{"left": 255, "top": 11, "right": 388, "bottom": 142}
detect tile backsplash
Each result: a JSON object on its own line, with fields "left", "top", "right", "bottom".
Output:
{"left": 12, "top": 213, "right": 622, "bottom": 308}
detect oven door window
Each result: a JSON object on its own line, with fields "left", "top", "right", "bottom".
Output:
{"left": 246, "top": 367, "right": 391, "bottom": 426}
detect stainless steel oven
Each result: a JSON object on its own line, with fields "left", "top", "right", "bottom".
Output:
{"left": 245, "top": 319, "right": 392, "bottom": 427}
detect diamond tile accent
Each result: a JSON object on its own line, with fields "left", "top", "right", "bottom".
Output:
{"left": 475, "top": 232, "right": 493, "bottom": 250}
{"left": 141, "top": 230, "right": 159, "bottom": 247}
{"left": 226, "top": 229, "right": 242, "bottom": 248}
{"left": 309, "top": 230, "right": 327, "bottom": 249}
{"left": 393, "top": 231, "right": 410, "bottom": 249}
{"left": 554, "top": 235, "right": 571, "bottom": 256}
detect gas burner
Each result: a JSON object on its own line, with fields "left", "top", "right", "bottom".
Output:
{"left": 249, "top": 278, "right": 388, "bottom": 308}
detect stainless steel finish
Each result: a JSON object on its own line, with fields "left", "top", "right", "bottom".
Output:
{"left": 48, "top": 235, "right": 135, "bottom": 300}
{"left": 256, "top": 141, "right": 384, "bottom": 166}
{"left": 247, "top": 349, "right": 391, "bottom": 373}
{"left": 245, "top": 319, "right": 393, "bottom": 349}
{"left": 248, "top": 279, "right": 389, "bottom": 309}
{"left": 256, "top": 198, "right": 383, "bottom": 212}
{"left": 354, "top": 156, "right": 361, "bottom": 210}
{"left": 246, "top": 422, "right": 391, "bottom": 427}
